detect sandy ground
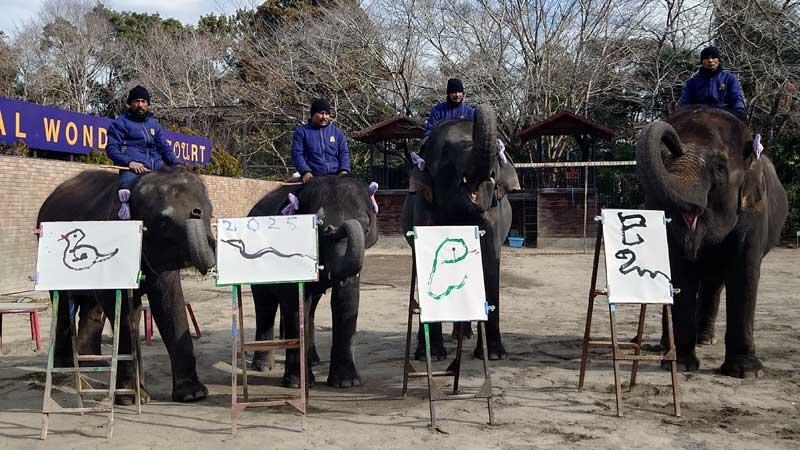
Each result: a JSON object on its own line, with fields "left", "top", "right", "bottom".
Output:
{"left": 1, "top": 247, "right": 799, "bottom": 449}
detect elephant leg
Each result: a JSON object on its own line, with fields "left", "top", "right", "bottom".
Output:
{"left": 280, "top": 285, "right": 315, "bottom": 388}
{"left": 144, "top": 269, "right": 207, "bottom": 402}
{"left": 474, "top": 249, "right": 506, "bottom": 360}
{"left": 52, "top": 291, "right": 75, "bottom": 367}
{"left": 327, "top": 277, "right": 361, "bottom": 387}
{"left": 415, "top": 322, "right": 446, "bottom": 361}
{"left": 720, "top": 247, "right": 764, "bottom": 378}
{"left": 308, "top": 292, "right": 323, "bottom": 367}
{"left": 662, "top": 258, "right": 700, "bottom": 372}
{"left": 451, "top": 321, "right": 473, "bottom": 339}
{"left": 251, "top": 284, "right": 278, "bottom": 372}
{"left": 76, "top": 294, "right": 104, "bottom": 358}
{"left": 697, "top": 274, "right": 725, "bottom": 346}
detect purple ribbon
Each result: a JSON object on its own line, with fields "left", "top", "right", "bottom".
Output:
{"left": 410, "top": 152, "right": 425, "bottom": 171}
{"left": 368, "top": 182, "right": 379, "bottom": 214}
{"left": 281, "top": 193, "right": 299, "bottom": 215}
{"left": 753, "top": 133, "right": 763, "bottom": 160}
{"left": 117, "top": 189, "right": 131, "bottom": 220}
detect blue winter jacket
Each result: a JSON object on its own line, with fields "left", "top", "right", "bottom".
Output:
{"left": 291, "top": 121, "right": 350, "bottom": 175}
{"left": 680, "top": 68, "right": 745, "bottom": 116}
{"left": 424, "top": 100, "right": 476, "bottom": 137}
{"left": 106, "top": 110, "right": 179, "bottom": 170}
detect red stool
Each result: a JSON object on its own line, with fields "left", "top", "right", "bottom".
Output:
{"left": 142, "top": 302, "right": 201, "bottom": 346}
{"left": 0, "top": 303, "right": 49, "bottom": 351}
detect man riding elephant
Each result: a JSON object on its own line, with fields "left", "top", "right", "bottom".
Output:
{"left": 636, "top": 107, "right": 787, "bottom": 377}
{"left": 38, "top": 166, "right": 216, "bottom": 403}
{"left": 248, "top": 174, "right": 378, "bottom": 388}
{"left": 403, "top": 104, "right": 519, "bottom": 361}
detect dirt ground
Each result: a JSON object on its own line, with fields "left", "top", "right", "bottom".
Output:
{"left": 1, "top": 247, "right": 798, "bottom": 449}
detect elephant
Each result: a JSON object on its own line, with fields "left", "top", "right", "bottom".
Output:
{"left": 635, "top": 107, "right": 788, "bottom": 378}
{"left": 248, "top": 175, "right": 378, "bottom": 388}
{"left": 401, "top": 104, "right": 519, "bottom": 361}
{"left": 36, "top": 166, "right": 216, "bottom": 402}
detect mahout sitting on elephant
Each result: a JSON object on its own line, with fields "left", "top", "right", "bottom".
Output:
{"left": 248, "top": 174, "right": 378, "bottom": 387}
{"left": 402, "top": 104, "right": 519, "bottom": 361}
{"left": 37, "top": 166, "right": 216, "bottom": 402}
{"left": 635, "top": 107, "right": 788, "bottom": 377}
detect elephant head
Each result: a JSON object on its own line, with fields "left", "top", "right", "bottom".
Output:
{"left": 636, "top": 108, "right": 761, "bottom": 260}
{"left": 131, "top": 166, "right": 216, "bottom": 274}
{"left": 412, "top": 105, "right": 517, "bottom": 225}
{"left": 297, "top": 175, "right": 378, "bottom": 281}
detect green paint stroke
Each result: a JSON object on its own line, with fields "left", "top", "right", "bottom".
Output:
{"left": 427, "top": 238, "right": 470, "bottom": 300}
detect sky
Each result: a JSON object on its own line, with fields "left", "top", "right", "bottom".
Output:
{"left": 1, "top": 0, "right": 241, "bottom": 36}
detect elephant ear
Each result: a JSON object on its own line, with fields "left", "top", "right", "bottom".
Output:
{"left": 739, "top": 159, "right": 765, "bottom": 213}
{"left": 409, "top": 165, "right": 434, "bottom": 204}
{"left": 495, "top": 153, "right": 520, "bottom": 201}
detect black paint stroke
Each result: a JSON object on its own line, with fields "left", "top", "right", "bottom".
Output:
{"left": 59, "top": 228, "right": 119, "bottom": 272}
{"left": 618, "top": 212, "right": 647, "bottom": 246}
{"left": 614, "top": 249, "right": 671, "bottom": 282}
{"left": 221, "top": 238, "right": 316, "bottom": 261}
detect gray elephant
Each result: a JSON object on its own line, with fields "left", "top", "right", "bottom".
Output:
{"left": 636, "top": 107, "right": 788, "bottom": 377}
{"left": 37, "top": 166, "right": 216, "bottom": 402}
{"left": 402, "top": 105, "right": 519, "bottom": 360}
{"left": 248, "top": 175, "right": 378, "bottom": 387}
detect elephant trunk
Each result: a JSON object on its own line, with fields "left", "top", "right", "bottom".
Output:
{"left": 636, "top": 121, "right": 709, "bottom": 219}
{"left": 470, "top": 104, "right": 499, "bottom": 183}
{"left": 186, "top": 218, "right": 216, "bottom": 275}
{"left": 325, "top": 219, "right": 365, "bottom": 279}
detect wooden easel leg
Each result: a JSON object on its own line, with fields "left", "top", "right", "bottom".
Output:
{"left": 41, "top": 291, "right": 60, "bottom": 440}
{"left": 106, "top": 289, "right": 122, "bottom": 439}
{"left": 665, "top": 305, "right": 681, "bottom": 417}
{"left": 579, "top": 226, "right": 603, "bottom": 391}
{"left": 402, "top": 262, "right": 416, "bottom": 397}
{"left": 231, "top": 285, "right": 239, "bottom": 435}
{"left": 630, "top": 304, "right": 646, "bottom": 390}
{"left": 479, "top": 321, "right": 494, "bottom": 425}
{"left": 237, "top": 287, "right": 248, "bottom": 402}
{"left": 451, "top": 330, "right": 464, "bottom": 394}
{"left": 423, "top": 322, "right": 437, "bottom": 429}
{"left": 608, "top": 303, "right": 623, "bottom": 418}
{"left": 298, "top": 283, "right": 307, "bottom": 417}
{"left": 68, "top": 294, "right": 84, "bottom": 412}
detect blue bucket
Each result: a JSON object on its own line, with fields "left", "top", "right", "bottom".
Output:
{"left": 507, "top": 236, "right": 525, "bottom": 248}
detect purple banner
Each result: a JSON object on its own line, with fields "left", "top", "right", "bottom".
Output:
{"left": 0, "top": 97, "right": 211, "bottom": 165}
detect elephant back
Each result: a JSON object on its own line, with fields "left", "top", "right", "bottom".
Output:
{"left": 38, "top": 170, "right": 121, "bottom": 225}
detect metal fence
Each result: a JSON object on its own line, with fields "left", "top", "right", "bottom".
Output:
{"left": 508, "top": 161, "right": 640, "bottom": 254}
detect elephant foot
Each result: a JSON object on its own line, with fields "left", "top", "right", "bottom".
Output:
{"left": 115, "top": 381, "right": 151, "bottom": 406}
{"left": 661, "top": 349, "right": 700, "bottom": 372}
{"left": 251, "top": 350, "right": 274, "bottom": 372}
{"left": 473, "top": 341, "right": 507, "bottom": 360}
{"left": 171, "top": 379, "right": 208, "bottom": 402}
{"left": 327, "top": 360, "right": 361, "bottom": 388}
{"left": 414, "top": 341, "right": 447, "bottom": 361}
{"left": 451, "top": 322, "right": 473, "bottom": 339}
{"left": 697, "top": 334, "right": 717, "bottom": 346}
{"left": 309, "top": 345, "right": 321, "bottom": 367}
{"left": 720, "top": 354, "right": 764, "bottom": 379}
{"left": 281, "top": 369, "right": 315, "bottom": 388}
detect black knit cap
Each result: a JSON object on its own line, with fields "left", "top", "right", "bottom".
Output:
{"left": 700, "top": 46, "right": 721, "bottom": 61}
{"left": 446, "top": 78, "right": 464, "bottom": 95}
{"left": 127, "top": 85, "right": 150, "bottom": 104}
{"left": 310, "top": 98, "right": 331, "bottom": 116}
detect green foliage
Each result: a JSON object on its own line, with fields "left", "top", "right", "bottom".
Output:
{"left": 75, "top": 150, "right": 113, "bottom": 165}
{"left": 0, "top": 141, "right": 31, "bottom": 157}
{"left": 201, "top": 148, "right": 243, "bottom": 177}
{"left": 768, "top": 135, "right": 800, "bottom": 242}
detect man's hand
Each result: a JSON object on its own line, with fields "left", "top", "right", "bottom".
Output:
{"left": 128, "top": 161, "right": 148, "bottom": 174}
{"left": 302, "top": 172, "right": 314, "bottom": 183}
{"left": 339, "top": 170, "right": 348, "bottom": 176}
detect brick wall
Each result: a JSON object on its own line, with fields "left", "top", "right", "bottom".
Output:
{"left": 537, "top": 189, "right": 598, "bottom": 238}
{"left": 0, "top": 155, "right": 280, "bottom": 294}
{"left": 375, "top": 190, "right": 406, "bottom": 236}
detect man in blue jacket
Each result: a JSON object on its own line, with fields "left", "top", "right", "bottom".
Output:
{"left": 680, "top": 46, "right": 746, "bottom": 120}
{"left": 423, "top": 78, "right": 475, "bottom": 140}
{"left": 291, "top": 98, "right": 350, "bottom": 183}
{"left": 106, "top": 85, "right": 180, "bottom": 191}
